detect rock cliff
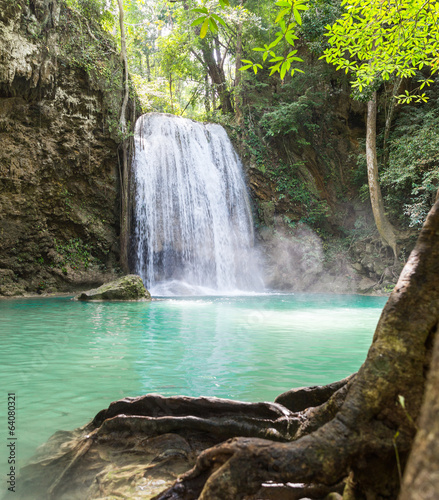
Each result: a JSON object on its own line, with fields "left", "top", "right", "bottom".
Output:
{"left": 0, "top": 0, "right": 135, "bottom": 296}
{"left": 237, "top": 77, "right": 402, "bottom": 294}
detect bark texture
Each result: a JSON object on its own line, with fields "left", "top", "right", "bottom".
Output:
{"left": 366, "top": 92, "right": 399, "bottom": 257}
{"left": 17, "top": 381, "right": 353, "bottom": 499}
{"left": 199, "top": 37, "right": 234, "bottom": 113}
{"left": 399, "top": 323, "right": 439, "bottom": 500}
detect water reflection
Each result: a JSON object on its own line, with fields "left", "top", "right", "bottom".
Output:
{"left": 0, "top": 294, "right": 386, "bottom": 475}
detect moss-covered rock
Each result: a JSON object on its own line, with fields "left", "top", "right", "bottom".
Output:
{"left": 75, "top": 274, "right": 151, "bottom": 301}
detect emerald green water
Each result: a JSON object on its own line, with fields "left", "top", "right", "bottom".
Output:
{"left": 0, "top": 293, "right": 386, "bottom": 479}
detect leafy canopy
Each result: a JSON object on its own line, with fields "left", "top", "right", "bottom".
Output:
{"left": 321, "top": 0, "right": 439, "bottom": 99}
{"left": 200, "top": 0, "right": 439, "bottom": 93}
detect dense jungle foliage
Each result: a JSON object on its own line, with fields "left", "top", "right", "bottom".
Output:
{"left": 64, "top": 0, "right": 439, "bottom": 238}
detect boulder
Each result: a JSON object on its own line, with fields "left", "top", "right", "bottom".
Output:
{"left": 75, "top": 274, "right": 151, "bottom": 301}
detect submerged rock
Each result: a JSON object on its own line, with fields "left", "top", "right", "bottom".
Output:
{"left": 75, "top": 274, "right": 151, "bottom": 301}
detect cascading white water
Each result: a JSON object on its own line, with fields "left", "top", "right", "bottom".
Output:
{"left": 132, "top": 113, "right": 263, "bottom": 295}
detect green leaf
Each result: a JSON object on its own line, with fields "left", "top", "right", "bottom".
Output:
{"left": 239, "top": 64, "right": 252, "bottom": 71}
{"left": 209, "top": 17, "right": 218, "bottom": 33}
{"left": 293, "top": 8, "right": 302, "bottom": 25}
{"left": 211, "top": 13, "right": 226, "bottom": 27}
{"left": 192, "top": 7, "right": 208, "bottom": 14}
{"left": 268, "top": 36, "right": 283, "bottom": 49}
{"left": 200, "top": 18, "right": 209, "bottom": 38}
{"left": 191, "top": 17, "right": 206, "bottom": 27}
{"left": 269, "top": 61, "right": 282, "bottom": 75}
{"left": 275, "top": 8, "right": 290, "bottom": 24}
{"left": 219, "top": 0, "right": 230, "bottom": 6}
{"left": 285, "top": 31, "right": 298, "bottom": 46}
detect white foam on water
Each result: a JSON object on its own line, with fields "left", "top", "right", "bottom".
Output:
{"left": 132, "top": 113, "right": 264, "bottom": 296}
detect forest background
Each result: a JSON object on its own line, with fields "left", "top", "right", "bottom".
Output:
{"left": 68, "top": 0, "right": 439, "bottom": 287}
{"left": 1, "top": 0, "right": 438, "bottom": 296}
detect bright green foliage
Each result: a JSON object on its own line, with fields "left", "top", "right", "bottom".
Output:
{"left": 242, "top": 0, "right": 308, "bottom": 79}
{"left": 189, "top": 0, "right": 230, "bottom": 39}
{"left": 191, "top": 0, "right": 308, "bottom": 79}
{"left": 258, "top": 0, "right": 308, "bottom": 78}
{"left": 191, "top": 6, "right": 227, "bottom": 38}
{"left": 64, "top": 0, "right": 116, "bottom": 26}
{"left": 321, "top": 0, "right": 439, "bottom": 97}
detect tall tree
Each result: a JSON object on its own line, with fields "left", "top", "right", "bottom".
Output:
{"left": 366, "top": 91, "right": 398, "bottom": 257}
{"left": 321, "top": 0, "right": 439, "bottom": 254}
{"left": 233, "top": 0, "right": 244, "bottom": 124}
{"left": 117, "top": 0, "right": 130, "bottom": 272}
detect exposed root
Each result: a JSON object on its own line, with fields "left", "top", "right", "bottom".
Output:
{"left": 18, "top": 199, "right": 439, "bottom": 500}
{"left": 153, "top": 198, "right": 439, "bottom": 499}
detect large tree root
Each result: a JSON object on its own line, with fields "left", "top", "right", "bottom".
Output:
{"left": 17, "top": 201, "right": 439, "bottom": 500}
{"left": 153, "top": 199, "right": 439, "bottom": 500}
{"left": 16, "top": 381, "right": 352, "bottom": 499}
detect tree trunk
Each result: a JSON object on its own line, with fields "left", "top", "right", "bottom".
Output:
{"left": 117, "top": 0, "right": 129, "bottom": 133}
{"left": 181, "top": 0, "right": 232, "bottom": 114}
{"left": 366, "top": 91, "right": 398, "bottom": 258}
{"left": 234, "top": 11, "right": 243, "bottom": 126}
{"left": 199, "top": 38, "right": 233, "bottom": 113}
{"left": 154, "top": 194, "right": 439, "bottom": 499}
{"left": 383, "top": 78, "right": 402, "bottom": 169}
{"left": 399, "top": 324, "right": 439, "bottom": 499}
{"left": 204, "top": 74, "right": 211, "bottom": 114}
{"left": 169, "top": 73, "right": 174, "bottom": 112}
{"left": 146, "top": 51, "right": 151, "bottom": 82}
{"left": 117, "top": 0, "right": 130, "bottom": 273}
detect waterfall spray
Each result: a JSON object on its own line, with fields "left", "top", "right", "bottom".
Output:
{"left": 132, "top": 113, "right": 263, "bottom": 295}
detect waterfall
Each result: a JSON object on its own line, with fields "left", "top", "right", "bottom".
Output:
{"left": 132, "top": 113, "right": 263, "bottom": 296}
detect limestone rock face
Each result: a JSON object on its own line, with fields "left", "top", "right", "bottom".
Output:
{"left": 75, "top": 275, "right": 151, "bottom": 301}
{"left": 0, "top": 0, "right": 137, "bottom": 296}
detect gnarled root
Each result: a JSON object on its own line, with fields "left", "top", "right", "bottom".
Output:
{"left": 154, "top": 198, "right": 439, "bottom": 500}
